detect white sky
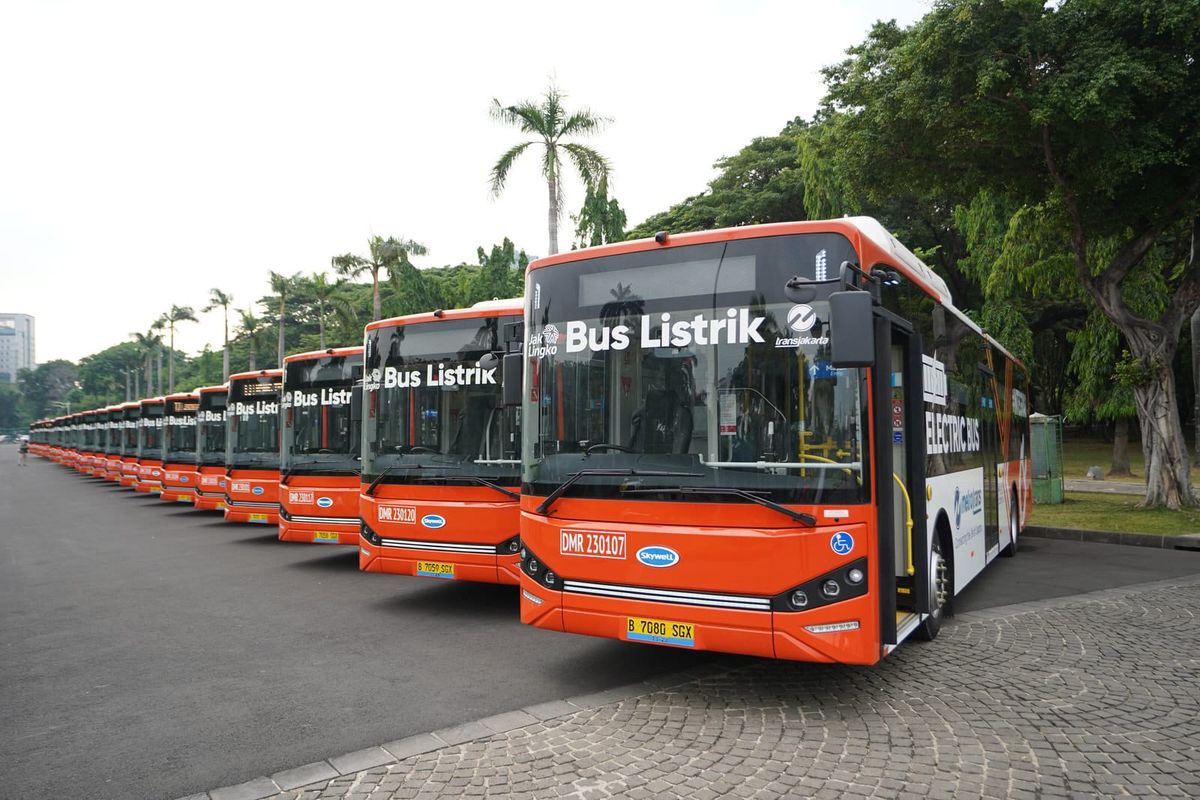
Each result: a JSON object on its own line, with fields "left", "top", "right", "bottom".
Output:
{"left": 1, "top": 0, "right": 928, "bottom": 364}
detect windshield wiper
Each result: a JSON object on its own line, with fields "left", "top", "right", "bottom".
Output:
{"left": 619, "top": 485, "right": 816, "bottom": 526}
{"left": 416, "top": 474, "right": 519, "bottom": 501}
{"left": 365, "top": 462, "right": 461, "bottom": 496}
{"left": 535, "top": 469, "right": 702, "bottom": 516}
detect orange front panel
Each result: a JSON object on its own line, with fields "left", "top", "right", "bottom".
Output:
{"left": 119, "top": 458, "right": 139, "bottom": 488}
{"left": 193, "top": 466, "right": 227, "bottom": 511}
{"left": 159, "top": 464, "right": 199, "bottom": 504}
{"left": 279, "top": 475, "right": 360, "bottom": 545}
{"left": 223, "top": 469, "right": 280, "bottom": 524}
{"left": 518, "top": 500, "right": 880, "bottom": 665}
{"left": 359, "top": 486, "right": 520, "bottom": 585}
{"left": 134, "top": 459, "right": 164, "bottom": 494}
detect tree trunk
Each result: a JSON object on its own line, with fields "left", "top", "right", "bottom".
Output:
{"left": 144, "top": 355, "right": 152, "bottom": 396}
{"left": 133, "top": 371, "right": 139, "bottom": 399}
{"left": 249, "top": 342, "right": 257, "bottom": 372}
{"left": 156, "top": 349, "right": 163, "bottom": 395}
{"left": 125, "top": 371, "right": 131, "bottom": 402}
{"left": 1192, "top": 307, "right": 1199, "bottom": 462}
{"left": 318, "top": 312, "right": 326, "bottom": 350}
{"left": 1127, "top": 338, "right": 1196, "bottom": 509}
{"left": 223, "top": 307, "right": 230, "bottom": 381}
{"left": 1109, "top": 417, "right": 1131, "bottom": 477}
{"left": 168, "top": 325, "right": 175, "bottom": 394}
{"left": 277, "top": 301, "right": 286, "bottom": 369}
{"left": 372, "top": 267, "right": 382, "bottom": 322}
{"left": 547, "top": 174, "right": 559, "bottom": 256}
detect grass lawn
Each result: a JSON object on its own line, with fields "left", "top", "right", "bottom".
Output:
{"left": 1030, "top": 491, "right": 1200, "bottom": 535}
{"left": 1060, "top": 436, "right": 1200, "bottom": 486}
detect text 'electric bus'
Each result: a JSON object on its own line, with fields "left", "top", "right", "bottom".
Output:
{"left": 516, "top": 218, "right": 1031, "bottom": 665}
{"left": 160, "top": 393, "right": 200, "bottom": 503}
{"left": 359, "top": 299, "right": 524, "bottom": 583}
{"left": 225, "top": 370, "right": 282, "bottom": 524}
{"left": 279, "top": 347, "right": 364, "bottom": 544}
{"left": 134, "top": 397, "right": 165, "bottom": 493}
{"left": 193, "top": 385, "right": 228, "bottom": 512}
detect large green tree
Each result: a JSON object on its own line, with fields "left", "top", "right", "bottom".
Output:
{"left": 490, "top": 85, "right": 611, "bottom": 256}
{"left": 333, "top": 236, "right": 428, "bottom": 322}
{"left": 628, "top": 118, "right": 808, "bottom": 239}
{"left": 572, "top": 177, "right": 627, "bottom": 249}
{"left": 203, "top": 288, "right": 235, "bottom": 380}
{"left": 297, "top": 273, "right": 356, "bottom": 350}
{"left": 817, "top": 0, "right": 1200, "bottom": 507}
{"left": 161, "top": 304, "right": 196, "bottom": 393}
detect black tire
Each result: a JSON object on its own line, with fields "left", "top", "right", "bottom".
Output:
{"left": 1001, "top": 487, "right": 1019, "bottom": 557}
{"left": 914, "top": 527, "right": 951, "bottom": 641}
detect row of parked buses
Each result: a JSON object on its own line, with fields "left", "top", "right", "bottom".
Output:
{"left": 26, "top": 218, "right": 1033, "bottom": 665}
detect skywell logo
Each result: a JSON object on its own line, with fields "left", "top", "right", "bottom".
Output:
{"left": 636, "top": 546, "right": 680, "bottom": 568}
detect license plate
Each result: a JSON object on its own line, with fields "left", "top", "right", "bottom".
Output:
{"left": 416, "top": 560, "right": 455, "bottom": 579}
{"left": 249, "top": 513, "right": 269, "bottom": 523}
{"left": 178, "top": 496, "right": 193, "bottom": 503}
{"left": 215, "top": 503, "right": 225, "bottom": 510}
{"left": 313, "top": 531, "right": 340, "bottom": 543}
{"left": 625, "top": 616, "right": 696, "bottom": 648}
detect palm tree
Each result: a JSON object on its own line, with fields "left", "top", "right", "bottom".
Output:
{"left": 203, "top": 289, "right": 234, "bottom": 380}
{"left": 333, "top": 236, "right": 428, "bottom": 321}
{"left": 151, "top": 316, "right": 166, "bottom": 395}
{"left": 267, "top": 271, "right": 301, "bottom": 367}
{"left": 490, "top": 85, "right": 611, "bottom": 256}
{"left": 130, "top": 328, "right": 161, "bottom": 396}
{"left": 237, "top": 309, "right": 266, "bottom": 371}
{"left": 300, "top": 273, "right": 356, "bottom": 350}
{"left": 162, "top": 305, "right": 197, "bottom": 393}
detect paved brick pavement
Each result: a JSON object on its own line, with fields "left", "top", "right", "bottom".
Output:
{"left": 196, "top": 576, "right": 1200, "bottom": 800}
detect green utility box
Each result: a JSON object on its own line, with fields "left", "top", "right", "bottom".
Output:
{"left": 1030, "top": 413, "right": 1064, "bottom": 505}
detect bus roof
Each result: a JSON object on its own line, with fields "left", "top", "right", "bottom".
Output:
{"left": 228, "top": 369, "right": 282, "bottom": 381}
{"left": 138, "top": 397, "right": 165, "bottom": 406}
{"left": 164, "top": 392, "right": 199, "bottom": 401}
{"left": 197, "top": 384, "right": 227, "bottom": 395}
{"left": 283, "top": 346, "right": 364, "bottom": 364}
{"left": 365, "top": 298, "right": 522, "bottom": 332}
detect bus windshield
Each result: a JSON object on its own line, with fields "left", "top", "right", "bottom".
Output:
{"left": 281, "top": 354, "right": 362, "bottom": 475}
{"left": 197, "top": 393, "right": 227, "bottom": 466}
{"left": 227, "top": 377, "right": 281, "bottom": 469}
{"left": 363, "top": 315, "right": 522, "bottom": 486}
{"left": 164, "top": 398, "right": 199, "bottom": 463}
{"left": 137, "top": 404, "right": 164, "bottom": 458}
{"left": 523, "top": 233, "right": 870, "bottom": 506}
{"left": 122, "top": 409, "right": 138, "bottom": 454}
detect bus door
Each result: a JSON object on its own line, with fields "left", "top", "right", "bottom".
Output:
{"left": 871, "top": 312, "right": 929, "bottom": 646}
{"left": 979, "top": 364, "right": 1000, "bottom": 558}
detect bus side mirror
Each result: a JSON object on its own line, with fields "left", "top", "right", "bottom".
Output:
{"left": 502, "top": 353, "right": 522, "bottom": 407}
{"left": 828, "top": 291, "right": 876, "bottom": 368}
{"left": 351, "top": 384, "right": 363, "bottom": 422}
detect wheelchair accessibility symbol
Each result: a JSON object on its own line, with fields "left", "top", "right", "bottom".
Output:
{"left": 830, "top": 531, "right": 855, "bottom": 556}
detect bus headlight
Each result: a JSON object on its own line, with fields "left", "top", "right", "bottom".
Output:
{"left": 790, "top": 590, "right": 809, "bottom": 609}
{"left": 846, "top": 568, "right": 865, "bottom": 585}
{"left": 772, "top": 556, "right": 868, "bottom": 613}
{"left": 822, "top": 580, "right": 841, "bottom": 598}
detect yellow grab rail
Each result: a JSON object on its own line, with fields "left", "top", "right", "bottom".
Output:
{"left": 892, "top": 473, "right": 915, "bottom": 576}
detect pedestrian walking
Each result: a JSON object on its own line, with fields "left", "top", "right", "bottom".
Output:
{"left": 18, "top": 438, "right": 28, "bottom": 466}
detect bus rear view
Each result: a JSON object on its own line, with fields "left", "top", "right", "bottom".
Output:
{"left": 225, "top": 370, "right": 282, "bottom": 524}
{"left": 193, "top": 385, "right": 228, "bottom": 512}
{"left": 517, "top": 219, "right": 1030, "bottom": 665}
{"left": 359, "top": 300, "right": 524, "bottom": 583}
{"left": 279, "top": 347, "right": 364, "bottom": 545}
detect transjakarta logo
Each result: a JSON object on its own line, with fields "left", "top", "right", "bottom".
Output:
{"left": 775, "top": 304, "right": 829, "bottom": 349}
{"left": 370, "top": 363, "right": 496, "bottom": 390}
{"left": 954, "top": 486, "right": 984, "bottom": 529}
{"left": 282, "top": 389, "right": 352, "bottom": 409}
{"left": 377, "top": 504, "right": 417, "bottom": 524}
{"left": 528, "top": 309, "right": 767, "bottom": 358}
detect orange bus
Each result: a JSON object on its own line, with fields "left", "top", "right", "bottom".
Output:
{"left": 224, "top": 370, "right": 282, "bottom": 524}
{"left": 279, "top": 347, "right": 364, "bottom": 545}
{"left": 75, "top": 409, "right": 99, "bottom": 475}
{"left": 516, "top": 218, "right": 1032, "bottom": 665}
{"left": 118, "top": 402, "right": 141, "bottom": 487}
{"left": 134, "top": 397, "right": 166, "bottom": 494}
{"left": 193, "top": 384, "right": 228, "bottom": 512}
{"left": 359, "top": 299, "right": 524, "bottom": 583}
{"left": 160, "top": 393, "right": 200, "bottom": 503}
{"left": 99, "top": 406, "right": 123, "bottom": 481}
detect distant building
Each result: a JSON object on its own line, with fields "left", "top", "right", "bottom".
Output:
{"left": 0, "top": 313, "right": 35, "bottom": 383}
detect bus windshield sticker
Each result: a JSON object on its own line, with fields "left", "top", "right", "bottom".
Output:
{"left": 560, "top": 530, "right": 627, "bottom": 560}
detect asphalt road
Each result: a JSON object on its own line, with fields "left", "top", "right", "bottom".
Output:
{"left": 3, "top": 448, "right": 1199, "bottom": 800}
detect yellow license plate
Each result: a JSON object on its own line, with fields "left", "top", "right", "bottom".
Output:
{"left": 625, "top": 616, "right": 696, "bottom": 648}
{"left": 416, "top": 560, "right": 455, "bottom": 580}
{"left": 249, "top": 513, "right": 269, "bottom": 523}
{"left": 215, "top": 504, "right": 225, "bottom": 510}
{"left": 313, "top": 531, "right": 340, "bottom": 543}
{"left": 150, "top": 486, "right": 162, "bottom": 494}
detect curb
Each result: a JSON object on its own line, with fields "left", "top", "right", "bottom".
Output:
{"left": 179, "top": 663, "right": 730, "bottom": 800}
{"left": 1025, "top": 525, "right": 1200, "bottom": 551}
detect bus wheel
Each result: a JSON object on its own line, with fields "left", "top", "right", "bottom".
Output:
{"left": 1001, "top": 488, "right": 1019, "bottom": 557}
{"left": 915, "top": 532, "right": 950, "bottom": 641}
